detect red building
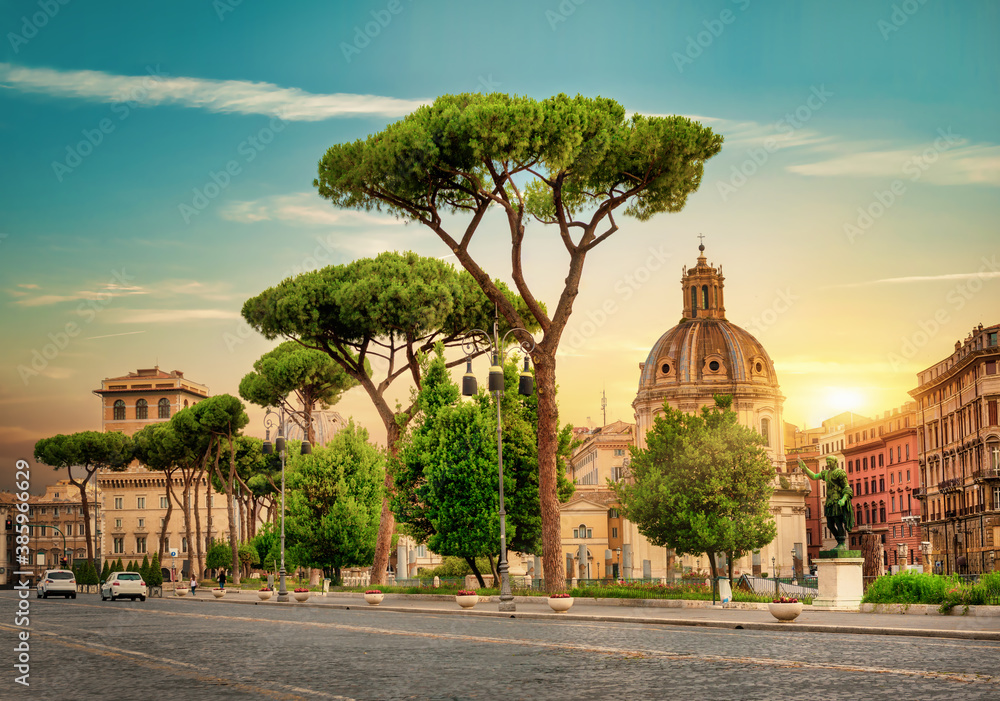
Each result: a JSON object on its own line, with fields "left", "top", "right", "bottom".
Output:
{"left": 844, "top": 403, "right": 921, "bottom": 571}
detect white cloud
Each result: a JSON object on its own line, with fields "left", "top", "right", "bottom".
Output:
{"left": 219, "top": 193, "right": 405, "bottom": 227}
{"left": 110, "top": 308, "right": 241, "bottom": 324}
{"left": 8, "top": 281, "right": 148, "bottom": 307}
{"left": 0, "top": 62, "right": 429, "bottom": 121}
{"left": 788, "top": 143, "right": 1000, "bottom": 187}
{"left": 829, "top": 270, "right": 1000, "bottom": 289}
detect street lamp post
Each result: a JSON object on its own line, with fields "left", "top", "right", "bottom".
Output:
{"left": 462, "top": 313, "right": 535, "bottom": 612}
{"left": 262, "top": 408, "right": 314, "bottom": 603}
{"left": 772, "top": 556, "right": 778, "bottom": 598}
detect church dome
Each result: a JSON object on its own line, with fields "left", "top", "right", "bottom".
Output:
{"left": 637, "top": 241, "right": 777, "bottom": 393}
{"left": 638, "top": 318, "right": 777, "bottom": 391}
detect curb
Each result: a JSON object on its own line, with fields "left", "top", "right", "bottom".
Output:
{"left": 162, "top": 594, "right": 1000, "bottom": 641}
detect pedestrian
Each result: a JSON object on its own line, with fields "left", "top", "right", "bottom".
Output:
{"left": 190, "top": 574, "right": 197, "bottom": 596}
{"left": 218, "top": 569, "right": 226, "bottom": 590}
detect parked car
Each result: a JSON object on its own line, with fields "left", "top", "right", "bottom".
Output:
{"left": 36, "top": 569, "right": 77, "bottom": 599}
{"left": 101, "top": 571, "right": 147, "bottom": 602}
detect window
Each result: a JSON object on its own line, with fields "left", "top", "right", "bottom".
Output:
{"left": 136, "top": 398, "right": 148, "bottom": 420}
{"left": 892, "top": 525, "right": 897, "bottom": 537}
{"left": 880, "top": 505, "right": 886, "bottom": 522}
{"left": 160, "top": 496, "right": 169, "bottom": 509}
{"left": 612, "top": 527, "right": 618, "bottom": 539}
{"left": 760, "top": 418, "right": 771, "bottom": 447}
{"left": 907, "top": 469, "right": 910, "bottom": 482}
{"left": 115, "top": 518, "right": 122, "bottom": 529}
{"left": 906, "top": 444, "right": 910, "bottom": 460}
{"left": 136, "top": 496, "right": 146, "bottom": 509}
{"left": 136, "top": 537, "right": 146, "bottom": 554}
{"left": 114, "top": 497, "right": 123, "bottom": 510}
{"left": 807, "top": 531, "right": 812, "bottom": 545}
{"left": 65, "top": 524, "right": 72, "bottom": 536}
{"left": 158, "top": 398, "right": 171, "bottom": 419}
{"left": 113, "top": 399, "right": 125, "bottom": 420}
{"left": 613, "top": 449, "right": 625, "bottom": 457}
{"left": 161, "top": 517, "right": 166, "bottom": 527}
{"left": 578, "top": 524, "right": 587, "bottom": 539}
{"left": 879, "top": 454, "right": 884, "bottom": 468}
{"left": 879, "top": 477, "right": 885, "bottom": 492}
{"left": 891, "top": 473, "right": 895, "bottom": 485}
{"left": 889, "top": 450, "right": 893, "bottom": 465}
{"left": 182, "top": 537, "right": 188, "bottom": 553}
{"left": 805, "top": 506, "right": 811, "bottom": 519}
{"left": 848, "top": 460, "right": 853, "bottom": 473}
{"left": 137, "top": 518, "right": 145, "bottom": 528}
{"left": 114, "top": 537, "right": 124, "bottom": 554}
{"left": 416, "top": 545, "right": 427, "bottom": 558}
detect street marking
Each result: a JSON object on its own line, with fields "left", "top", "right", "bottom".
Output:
{"left": 0, "top": 622, "right": 355, "bottom": 700}
{"left": 18, "top": 602, "right": 999, "bottom": 687}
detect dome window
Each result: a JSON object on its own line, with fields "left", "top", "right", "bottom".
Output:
{"left": 709, "top": 361, "right": 720, "bottom": 372}
{"left": 661, "top": 363, "right": 670, "bottom": 374}
{"left": 755, "top": 362, "right": 763, "bottom": 373}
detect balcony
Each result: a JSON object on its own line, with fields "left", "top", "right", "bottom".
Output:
{"left": 944, "top": 509, "right": 957, "bottom": 519}
{"left": 938, "top": 478, "right": 962, "bottom": 494}
{"left": 912, "top": 487, "right": 927, "bottom": 499}
{"left": 973, "top": 467, "right": 1000, "bottom": 482}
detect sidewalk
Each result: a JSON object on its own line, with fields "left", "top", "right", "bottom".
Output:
{"left": 166, "top": 590, "right": 1000, "bottom": 641}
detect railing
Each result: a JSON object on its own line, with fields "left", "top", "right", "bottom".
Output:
{"left": 973, "top": 467, "right": 1000, "bottom": 482}
{"left": 938, "top": 478, "right": 962, "bottom": 493}
{"left": 944, "top": 509, "right": 957, "bottom": 518}
{"left": 912, "top": 487, "right": 927, "bottom": 499}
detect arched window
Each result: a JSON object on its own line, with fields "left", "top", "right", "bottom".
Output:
{"left": 158, "top": 398, "right": 170, "bottom": 419}
{"left": 579, "top": 523, "right": 587, "bottom": 539}
{"left": 701, "top": 285, "right": 708, "bottom": 309}
{"left": 879, "top": 504, "right": 886, "bottom": 522}
{"left": 760, "top": 418, "right": 770, "bottom": 447}
{"left": 113, "top": 400, "right": 125, "bottom": 421}
{"left": 690, "top": 287, "right": 698, "bottom": 317}
{"left": 136, "top": 399, "right": 148, "bottom": 420}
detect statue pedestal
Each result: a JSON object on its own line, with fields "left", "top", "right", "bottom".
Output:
{"left": 813, "top": 552, "right": 863, "bottom": 610}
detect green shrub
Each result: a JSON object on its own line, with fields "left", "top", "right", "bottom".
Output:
{"left": 147, "top": 552, "right": 164, "bottom": 587}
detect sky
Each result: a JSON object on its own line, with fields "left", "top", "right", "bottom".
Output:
{"left": 1, "top": 0, "right": 998, "bottom": 493}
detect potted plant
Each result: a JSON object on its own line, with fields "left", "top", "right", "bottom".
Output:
{"left": 364, "top": 589, "right": 384, "bottom": 605}
{"left": 455, "top": 590, "right": 478, "bottom": 609}
{"left": 212, "top": 587, "right": 226, "bottom": 599}
{"left": 293, "top": 587, "right": 310, "bottom": 602}
{"left": 258, "top": 586, "right": 273, "bottom": 601}
{"left": 547, "top": 592, "right": 574, "bottom": 613}
{"left": 175, "top": 585, "right": 187, "bottom": 596}
{"left": 768, "top": 596, "right": 802, "bottom": 622}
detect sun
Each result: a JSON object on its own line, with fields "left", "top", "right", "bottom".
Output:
{"left": 822, "top": 387, "right": 866, "bottom": 415}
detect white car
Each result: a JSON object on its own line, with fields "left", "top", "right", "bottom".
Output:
{"left": 36, "top": 569, "right": 77, "bottom": 599}
{"left": 101, "top": 571, "right": 147, "bottom": 602}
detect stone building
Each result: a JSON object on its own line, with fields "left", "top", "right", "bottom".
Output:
{"left": 94, "top": 367, "right": 209, "bottom": 434}
{"left": 912, "top": 323, "right": 1000, "bottom": 575}
{"left": 0, "top": 480, "right": 96, "bottom": 584}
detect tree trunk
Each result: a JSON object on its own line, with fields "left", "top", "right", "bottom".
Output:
{"left": 226, "top": 437, "right": 241, "bottom": 586}
{"left": 159, "top": 470, "right": 177, "bottom": 560}
{"left": 180, "top": 475, "right": 194, "bottom": 580}
{"left": 369, "top": 424, "right": 400, "bottom": 585}
{"left": 534, "top": 355, "right": 564, "bottom": 592}
{"left": 486, "top": 553, "right": 499, "bottom": 586}
{"left": 727, "top": 550, "right": 736, "bottom": 587}
{"left": 193, "top": 474, "right": 203, "bottom": 579}
{"left": 70, "top": 469, "right": 96, "bottom": 568}
{"left": 465, "top": 556, "right": 486, "bottom": 588}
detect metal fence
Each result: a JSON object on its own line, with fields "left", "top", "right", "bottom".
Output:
{"left": 738, "top": 575, "right": 818, "bottom": 599}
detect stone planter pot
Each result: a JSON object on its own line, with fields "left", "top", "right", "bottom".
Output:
{"left": 364, "top": 592, "right": 384, "bottom": 606}
{"left": 768, "top": 601, "right": 803, "bottom": 622}
{"left": 149, "top": 586, "right": 162, "bottom": 598}
{"left": 175, "top": 587, "right": 187, "bottom": 597}
{"left": 455, "top": 594, "right": 478, "bottom": 609}
{"left": 258, "top": 589, "right": 273, "bottom": 601}
{"left": 212, "top": 588, "right": 226, "bottom": 599}
{"left": 547, "top": 596, "right": 574, "bottom": 613}
{"left": 293, "top": 591, "right": 310, "bottom": 602}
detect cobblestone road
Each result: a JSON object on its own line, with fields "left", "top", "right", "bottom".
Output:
{"left": 2, "top": 592, "right": 998, "bottom": 700}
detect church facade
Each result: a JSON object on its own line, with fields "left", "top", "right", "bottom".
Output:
{"left": 564, "top": 243, "right": 809, "bottom": 581}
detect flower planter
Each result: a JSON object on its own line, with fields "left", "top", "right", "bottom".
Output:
{"left": 293, "top": 591, "right": 310, "bottom": 602}
{"left": 364, "top": 592, "right": 384, "bottom": 606}
{"left": 547, "top": 596, "right": 574, "bottom": 613}
{"left": 212, "top": 588, "right": 226, "bottom": 599}
{"left": 455, "top": 594, "right": 478, "bottom": 609}
{"left": 175, "top": 587, "right": 187, "bottom": 597}
{"left": 768, "top": 601, "right": 803, "bottom": 622}
{"left": 258, "top": 589, "right": 273, "bottom": 601}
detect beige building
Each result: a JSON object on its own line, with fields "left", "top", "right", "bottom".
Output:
{"left": 564, "top": 243, "right": 809, "bottom": 580}
{"left": 0, "top": 480, "right": 95, "bottom": 584}
{"left": 94, "top": 366, "right": 209, "bottom": 434}
{"left": 912, "top": 323, "right": 1000, "bottom": 575}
